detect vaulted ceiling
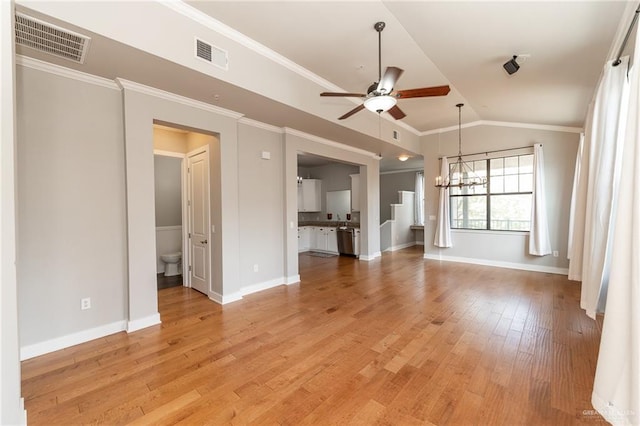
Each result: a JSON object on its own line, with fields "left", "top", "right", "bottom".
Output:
{"left": 14, "top": 1, "right": 632, "bottom": 171}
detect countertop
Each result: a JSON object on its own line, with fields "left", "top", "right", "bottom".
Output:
{"left": 298, "top": 221, "right": 360, "bottom": 228}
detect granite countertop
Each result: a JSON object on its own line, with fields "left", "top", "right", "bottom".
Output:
{"left": 298, "top": 221, "right": 360, "bottom": 228}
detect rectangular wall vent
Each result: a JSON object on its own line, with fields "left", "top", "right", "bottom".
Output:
{"left": 195, "top": 37, "right": 228, "bottom": 70}
{"left": 392, "top": 130, "right": 400, "bottom": 141}
{"left": 15, "top": 13, "right": 91, "bottom": 64}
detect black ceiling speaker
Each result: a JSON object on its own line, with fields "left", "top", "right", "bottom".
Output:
{"left": 503, "top": 55, "right": 520, "bottom": 75}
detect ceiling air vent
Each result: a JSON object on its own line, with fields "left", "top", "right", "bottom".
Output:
{"left": 195, "top": 37, "right": 228, "bottom": 70}
{"left": 15, "top": 12, "right": 90, "bottom": 64}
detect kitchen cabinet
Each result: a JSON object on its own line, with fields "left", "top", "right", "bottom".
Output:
{"left": 297, "top": 226, "right": 310, "bottom": 252}
{"left": 297, "top": 179, "right": 322, "bottom": 212}
{"left": 350, "top": 174, "right": 360, "bottom": 212}
{"left": 310, "top": 226, "right": 338, "bottom": 254}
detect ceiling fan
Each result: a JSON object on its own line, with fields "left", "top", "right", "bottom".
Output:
{"left": 321, "top": 21, "right": 450, "bottom": 120}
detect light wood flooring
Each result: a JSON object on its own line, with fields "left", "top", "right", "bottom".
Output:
{"left": 21, "top": 247, "right": 605, "bottom": 424}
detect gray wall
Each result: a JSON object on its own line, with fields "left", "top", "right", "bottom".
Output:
{"left": 380, "top": 170, "right": 417, "bottom": 223}
{"left": 238, "top": 123, "right": 285, "bottom": 290}
{"left": 422, "top": 124, "right": 579, "bottom": 272}
{"left": 297, "top": 162, "right": 359, "bottom": 220}
{"left": 154, "top": 155, "right": 182, "bottom": 227}
{"left": 16, "top": 67, "right": 127, "bottom": 346}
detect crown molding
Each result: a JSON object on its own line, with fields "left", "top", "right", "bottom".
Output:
{"left": 421, "top": 119, "right": 582, "bottom": 136}
{"left": 161, "top": 2, "right": 422, "bottom": 137}
{"left": 238, "top": 117, "right": 284, "bottom": 134}
{"left": 16, "top": 55, "right": 119, "bottom": 90}
{"left": 283, "top": 127, "right": 381, "bottom": 160}
{"left": 162, "top": 1, "right": 344, "bottom": 95}
{"left": 115, "top": 78, "right": 243, "bottom": 119}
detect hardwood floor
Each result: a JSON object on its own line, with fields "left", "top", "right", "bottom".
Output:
{"left": 21, "top": 247, "right": 605, "bottom": 424}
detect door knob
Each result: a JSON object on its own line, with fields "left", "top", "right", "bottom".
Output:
{"left": 201, "top": 239, "right": 208, "bottom": 244}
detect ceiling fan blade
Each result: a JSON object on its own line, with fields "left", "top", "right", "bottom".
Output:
{"left": 376, "top": 67, "right": 404, "bottom": 94}
{"left": 388, "top": 105, "right": 406, "bottom": 120}
{"left": 338, "top": 104, "right": 366, "bottom": 120}
{"left": 320, "top": 92, "right": 366, "bottom": 97}
{"left": 395, "top": 85, "right": 451, "bottom": 99}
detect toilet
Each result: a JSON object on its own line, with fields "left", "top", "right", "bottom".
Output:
{"left": 160, "top": 252, "right": 182, "bottom": 277}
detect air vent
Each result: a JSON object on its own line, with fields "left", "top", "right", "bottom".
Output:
{"left": 15, "top": 13, "right": 90, "bottom": 64}
{"left": 392, "top": 130, "right": 400, "bottom": 141}
{"left": 195, "top": 37, "right": 228, "bottom": 70}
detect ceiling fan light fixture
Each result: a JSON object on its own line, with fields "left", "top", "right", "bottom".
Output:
{"left": 398, "top": 154, "right": 410, "bottom": 162}
{"left": 363, "top": 95, "right": 397, "bottom": 113}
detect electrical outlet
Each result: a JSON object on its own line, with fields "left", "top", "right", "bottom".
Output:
{"left": 253, "top": 264, "right": 259, "bottom": 272}
{"left": 81, "top": 297, "right": 91, "bottom": 310}
{"left": 552, "top": 250, "right": 559, "bottom": 257}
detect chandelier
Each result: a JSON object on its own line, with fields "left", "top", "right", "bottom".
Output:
{"left": 434, "top": 103, "right": 487, "bottom": 189}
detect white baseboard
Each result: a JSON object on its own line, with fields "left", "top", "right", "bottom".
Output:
{"left": 285, "top": 275, "right": 300, "bottom": 285}
{"left": 210, "top": 291, "right": 242, "bottom": 305}
{"left": 241, "top": 277, "right": 284, "bottom": 297}
{"left": 386, "top": 241, "right": 416, "bottom": 252}
{"left": 20, "top": 320, "right": 127, "bottom": 360}
{"left": 423, "top": 253, "right": 569, "bottom": 275}
{"left": 211, "top": 275, "right": 300, "bottom": 305}
{"left": 127, "top": 313, "right": 161, "bottom": 333}
{"left": 360, "top": 251, "right": 382, "bottom": 261}
{"left": 415, "top": 241, "right": 424, "bottom": 246}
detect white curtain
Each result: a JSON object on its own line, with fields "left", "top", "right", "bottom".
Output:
{"left": 414, "top": 172, "right": 424, "bottom": 225}
{"left": 592, "top": 52, "right": 639, "bottom": 425}
{"left": 571, "top": 57, "right": 629, "bottom": 318}
{"left": 568, "top": 106, "right": 594, "bottom": 281}
{"left": 434, "top": 157, "right": 452, "bottom": 247}
{"left": 567, "top": 133, "right": 584, "bottom": 260}
{"left": 528, "top": 144, "right": 551, "bottom": 256}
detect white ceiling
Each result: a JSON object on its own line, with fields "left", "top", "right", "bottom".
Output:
{"left": 187, "top": 1, "right": 629, "bottom": 130}
{"left": 14, "top": 1, "right": 632, "bottom": 171}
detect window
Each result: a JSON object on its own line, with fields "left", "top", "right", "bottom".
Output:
{"left": 450, "top": 154, "right": 533, "bottom": 231}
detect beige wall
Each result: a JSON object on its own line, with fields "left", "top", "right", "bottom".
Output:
{"left": 153, "top": 127, "right": 187, "bottom": 153}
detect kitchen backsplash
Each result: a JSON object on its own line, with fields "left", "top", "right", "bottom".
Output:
{"left": 298, "top": 211, "right": 360, "bottom": 223}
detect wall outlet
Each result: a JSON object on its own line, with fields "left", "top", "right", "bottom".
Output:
{"left": 552, "top": 250, "right": 559, "bottom": 257}
{"left": 81, "top": 297, "right": 91, "bottom": 310}
{"left": 253, "top": 264, "right": 259, "bottom": 272}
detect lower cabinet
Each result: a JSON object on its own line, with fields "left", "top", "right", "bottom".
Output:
{"left": 310, "top": 226, "right": 338, "bottom": 254}
{"left": 298, "top": 226, "right": 310, "bottom": 252}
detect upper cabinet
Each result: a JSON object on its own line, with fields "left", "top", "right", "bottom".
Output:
{"left": 350, "top": 174, "right": 360, "bottom": 212}
{"left": 297, "top": 179, "right": 322, "bottom": 212}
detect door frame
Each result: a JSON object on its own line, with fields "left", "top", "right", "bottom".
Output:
{"left": 186, "top": 145, "right": 211, "bottom": 293}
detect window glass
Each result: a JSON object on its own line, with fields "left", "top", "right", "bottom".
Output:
{"left": 490, "top": 194, "right": 531, "bottom": 231}
{"left": 450, "top": 196, "right": 487, "bottom": 229}
{"left": 450, "top": 153, "right": 534, "bottom": 231}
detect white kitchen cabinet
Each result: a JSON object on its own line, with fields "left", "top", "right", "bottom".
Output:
{"left": 326, "top": 227, "right": 338, "bottom": 253}
{"left": 298, "top": 226, "right": 310, "bottom": 252}
{"left": 297, "top": 179, "right": 322, "bottom": 212}
{"left": 310, "top": 226, "right": 338, "bottom": 254}
{"left": 354, "top": 228, "right": 361, "bottom": 256}
{"left": 350, "top": 174, "right": 360, "bottom": 212}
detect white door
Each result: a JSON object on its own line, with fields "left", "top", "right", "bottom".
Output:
{"left": 188, "top": 150, "right": 210, "bottom": 295}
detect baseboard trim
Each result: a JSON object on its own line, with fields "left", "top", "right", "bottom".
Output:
{"left": 127, "top": 313, "right": 161, "bottom": 333}
{"left": 20, "top": 320, "right": 127, "bottom": 360}
{"left": 423, "top": 253, "right": 569, "bottom": 275}
{"left": 210, "top": 275, "right": 300, "bottom": 305}
{"left": 416, "top": 241, "right": 425, "bottom": 246}
{"left": 241, "top": 277, "right": 285, "bottom": 297}
{"left": 386, "top": 241, "right": 416, "bottom": 252}
{"left": 360, "top": 251, "right": 382, "bottom": 261}
{"left": 285, "top": 275, "right": 301, "bottom": 285}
